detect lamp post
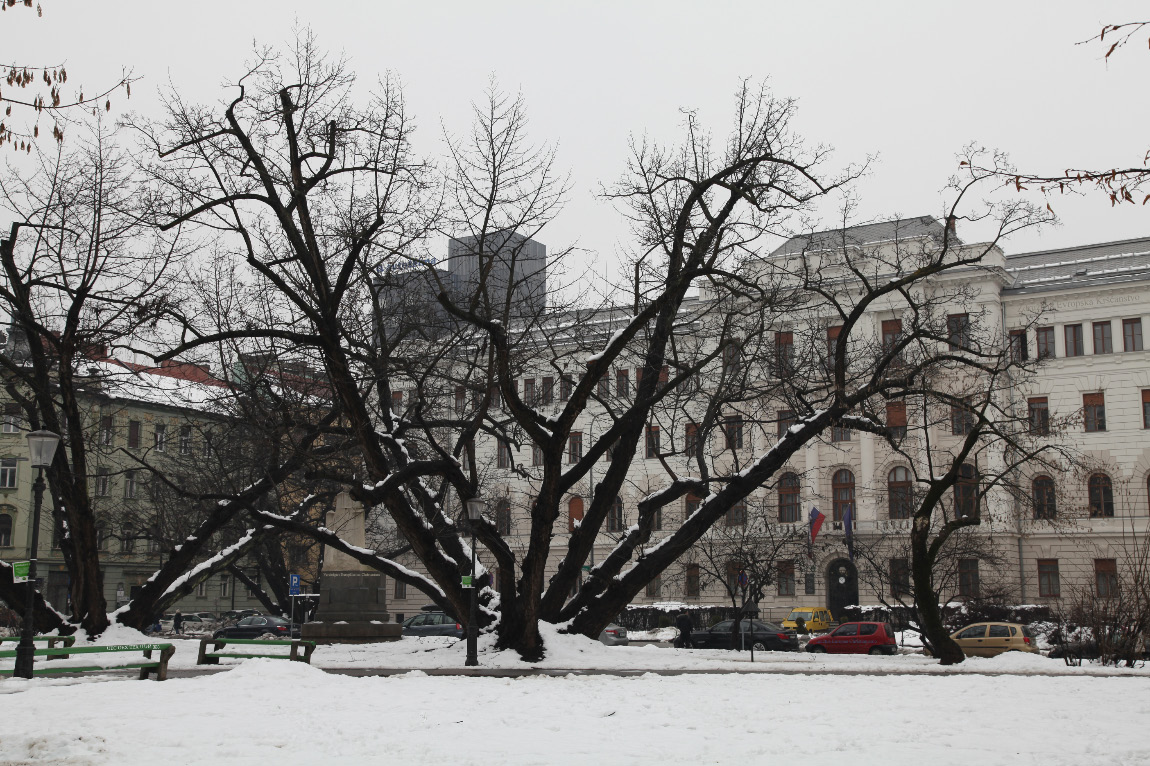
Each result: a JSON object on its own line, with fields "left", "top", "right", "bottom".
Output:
{"left": 14, "top": 429, "right": 61, "bottom": 679}
{"left": 463, "top": 497, "right": 486, "bottom": 667}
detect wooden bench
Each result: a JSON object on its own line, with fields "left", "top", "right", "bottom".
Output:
{"left": 0, "top": 643, "right": 175, "bottom": 680}
{"left": 0, "top": 634, "right": 77, "bottom": 659}
{"left": 197, "top": 638, "right": 316, "bottom": 665}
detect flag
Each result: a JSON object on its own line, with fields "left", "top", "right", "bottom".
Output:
{"left": 843, "top": 504, "right": 855, "bottom": 561}
{"left": 809, "top": 507, "right": 825, "bottom": 546}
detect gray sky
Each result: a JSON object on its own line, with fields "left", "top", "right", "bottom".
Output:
{"left": 7, "top": 1, "right": 1150, "bottom": 282}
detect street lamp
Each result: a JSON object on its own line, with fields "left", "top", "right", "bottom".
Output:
{"left": 463, "top": 496, "right": 486, "bottom": 667}
{"left": 14, "top": 429, "right": 61, "bottom": 679}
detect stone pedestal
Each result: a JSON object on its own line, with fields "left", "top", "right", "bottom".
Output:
{"left": 305, "top": 492, "right": 401, "bottom": 643}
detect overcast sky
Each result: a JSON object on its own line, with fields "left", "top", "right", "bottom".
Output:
{"left": 6, "top": 1, "right": 1150, "bottom": 283}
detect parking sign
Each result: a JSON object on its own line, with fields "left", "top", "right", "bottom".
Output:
{"left": 289, "top": 574, "right": 301, "bottom": 596}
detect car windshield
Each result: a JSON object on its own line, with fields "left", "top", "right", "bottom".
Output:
{"left": 787, "top": 611, "right": 812, "bottom": 621}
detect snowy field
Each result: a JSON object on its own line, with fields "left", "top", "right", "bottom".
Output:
{"left": 2, "top": 625, "right": 1149, "bottom": 765}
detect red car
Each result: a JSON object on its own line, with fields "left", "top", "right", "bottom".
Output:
{"left": 805, "top": 621, "right": 897, "bottom": 655}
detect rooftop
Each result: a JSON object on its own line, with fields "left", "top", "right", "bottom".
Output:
{"left": 1004, "top": 236, "right": 1150, "bottom": 291}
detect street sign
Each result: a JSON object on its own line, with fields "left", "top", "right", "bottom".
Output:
{"left": 737, "top": 570, "right": 748, "bottom": 588}
{"left": 12, "top": 561, "right": 30, "bottom": 583}
{"left": 581, "top": 565, "right": 591, "bottom": 572}
{"left": 461, "top": 575, "right": 473, "bottom": 588}
{"left": 288, "top": 574, "right": 301, "bottom": 596}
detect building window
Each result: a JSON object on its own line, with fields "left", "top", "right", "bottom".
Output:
{"left": 559, "top": 376, "right": 573, "bottom": 402}
{"left": 777, "top": 409, "right": 796, "bottom": 440}
{"left": 685, "top": 564, "right": 700, "bottom": 598}
{"left": 120, "top": 526, "right": 136, "bottom": 554}
{"left": 888, "top": 467, "right": 912, "bottom": 519}
{"left": 522, "top": 379, "right": 535, "bottom": 407}
{"left": 955, "top": 464, "right": 979, "bottom": 518}
{"left": 568, "top": 432, "right": 583, "bottom": 464}
{"left": 496, "top": 439, "right": 511, "bottom": 469}
{"left": 1028, "top": 397, "right": 1049, "bottom": 436}
{"left": 454, "top": 385, "right": 466, "bottom": 415}
{"left": 0, "top": 513, "right": 11, "bottom": 546}
{"left": 201, "top": 435, "right": 212, "bottom": 458}
{"left": 831, "top": 422, "right": 852, "bottom": 442}
{"left": 724, "top": 501, "right": 747, "bottom": 527}
{"left": 179, "top": 425, "right": 192, "bottom": 455}
{"left": 1064, "top": 324, "right": 1084, "bottom": 357}
{"left": 1037, "top": 559, "right": 1060, "bottom": 598}
{"left": 725, "top": 561, "right": 742, "bottom": 593}
{"left": 541, "top": 377, "right": 554, "bottom": 406}
{"left": 128, "top": 420, "right": 141, "bottom": 449}
{"left": 1032, "top": 476, "right": 1056, "bottom": 519}
{"left": 957, "top": 558, "right": 980, "bottom": 598}
{"left": 567, "top": 496, "right": 584, "bottom": 533}
{"left": 777, "top": 561, "right": 796, "bottom": 597}
{"left": 0, "top": 458, "right": 17, "bottom": 489}
{"left": 723, "top": 416, "right": 743, "bottom": 450}
{"left": 685, "top": 492, "right": 701, "bottom": 519}
{"left": 774, "top": 331, "right": 794, "bottom": 377}
{"left": 1036, "top": 326, "right": 1055, "bottom": 359}
{"left": 495, "top": 499, "right": 512, "bottom": 535}
{"left": 394, "top": 578, "right": 407, "bottom": 599}
{"left": 778, "top": 473, "right": 801, "bottom": 523}
{"left": 154, "top": 424, "right": 167, "bottom": 452}
{"left": 616, "top": 369, "right": 629, "bottom": 398}
{"left": 1008, "top": 330, "right": 1028, "bottom": 362}
{"left": 1142, "top": 390, "right": 1150, "bottom": 429}
{"left": 607, "top": 497, "right": 624, "bottom": 533}
{"left": 684, "top": 423, "right": 698, "bottom": 456}
{"left": 1083, "top": 392, "right": 1106, "bottom": 432}
{"left": 1093, "top": 321, "right": 1113, "bottom": 354}
{"left": 947, "top": 313, "right": 970, "bottom": 350}
{"left": 722, "top": 341, "right": 742, "bottom": 376}
{"left": 531, "top": 444, "right": 543, "bottom": 467}
{"left": 94, "top": 468, "right": 110, "bottom": 497}
{"left": 1123, "top": 318, "right": 1144, "bottom": 352}
{"left": 1088, "top": 473, "right": 1114, "bottom": 517}
{"left": 890, "top": 558, "right": 911, "bottom": 598}
{"left": 124, "top": 470, "right": 138, "bottom": 499}
{"left": 886, "top": 401, "right": 907, "bottom": 440}
{"left": 951, "top": 399, "right": 975, "bottom": 436}
{"left": 99, "top": 415, "right": 113, "bottom": 446}
{"left": 832, "top": 469, "right": 855, "bottom": 522}
{"left": 826, "top": 325, "right": 843, "bottom": 371}
{"left": 392, "top": 390, "right": 404, "bottom": 412}
{"left": 219, "top": 574, "right": 230, "bottom": 599}
{"left": 1, "top": 405, "right": 20, "bottom": 434}
{"left": 195, "top": 579, "right": 206, "bottom": 597}
{"left": 652, "top": 506, "right": 663, "bottom": 532}
{"left": 881, "top": 318, "right": 903, "bottom": 362}
{"left": 646, "top": 575, "right": 661, "bottom": 598}
{"left": 646, "top": 426, "right": 660, "bottom": 459}
{"left": 1095, "top": 558, "right": 1118, "bottom": 599}
{"left": 596, "top": 372, "right": 610, "bottom": 398}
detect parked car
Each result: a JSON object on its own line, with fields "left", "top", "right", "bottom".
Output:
{"left": 941, "top": 622, "right": 1038, "bottom": 658}
{"left": 212, "top": 615, "right": 301, "bottom": 640}
{"left": 401, "top": 611, "right": 465, "bottom": 638}
{"left": 781, "top": 607, "right": 836, "bottom": 633}
{"left": 221, "top": 609, "right": 261, "bottom": 621}
{"left": 160, "top": 614, "right": 213, "bottom": 633}
{"left": 193, "top": 612, "right": 218, "bottom": 622}
{"left": 806, "top": 621, "right": 897, "bottom": 655}
{"left": 598, "top": 624, "right": 628, "bottom": 646}
{"left": 690, "top": 620, "right": 799, "bottom": 652}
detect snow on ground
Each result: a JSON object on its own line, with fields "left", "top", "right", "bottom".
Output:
{"left": 2, "top": 657, "right": 1150, "bottom": 765}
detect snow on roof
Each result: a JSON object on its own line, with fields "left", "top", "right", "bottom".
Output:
{"left": 82, "top": 358, "right": 232, "bottom": 413}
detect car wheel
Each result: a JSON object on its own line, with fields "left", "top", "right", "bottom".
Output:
{"left": 752, "top": 642, "right": 767, "bottom": 652}
{"left": 868, "top": 647, "right": 883, "bottom": 656}
{"left": 808, "top": 645, "right": 827, "bottom": 653}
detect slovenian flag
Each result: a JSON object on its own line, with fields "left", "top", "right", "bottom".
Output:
{"left": 809, "top": 507, "right": 825, "bottom": 545}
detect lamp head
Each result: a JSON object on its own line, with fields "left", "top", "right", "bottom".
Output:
{"left": 465, "top": 497, "right": 486, "bottom": 521}
{"left": 26, "top": 430, "right": 60, "bottom": 468}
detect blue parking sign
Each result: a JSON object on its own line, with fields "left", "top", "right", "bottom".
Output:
{"left": 289, "top": 574, "right": 301, "bottom": 596}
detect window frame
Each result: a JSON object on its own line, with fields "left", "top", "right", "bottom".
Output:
{"left": 1088, "top": 473, "right": 1114, "bottom": 518}
{"left": 1036, "top": 326, "right": 1056, "bottom": 359}
{"left": 1064, "top": 324, "right": 1084, "bottom": 357}
{"left": 1123, "top": 318, "right": 1144, "bottom": 352}
{"left": 832, "top": 469, "right": 855, "bottom": 522}
{"left": 1092, "top": 321, "right": 1113, "bottom": 354}
{"left": 777, "top": 472, "right": 801, "bottom": 523}
{"left": 1032, "top": 475, "right": 1056, "bottom": 520}
{"left": 947, "top": 313, "right": 971, "bottom": 351}
{"left": 887, "top": 466, "right": 912, "bottom": 520}
{"left": 1037, "top": 559, "right": 1060, "bottom": 598}
{"left": 1083, "top": 392, "right": 1106, "bottom": 433}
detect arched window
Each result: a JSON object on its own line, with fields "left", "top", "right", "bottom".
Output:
{"left": 954, "top": 464, "right": 979, "bottom": 519}
{"left": 888, "top": 467, "right": 912, "bottom": 519}
{"left": 607, "top": 497, "right": 625, "bottom": 533}
{"left": 1088, "top": 473, "right": 1114, "bottom": 518}
{"left": 778, "top": 473, "right": 801, "bottom": 523}
{"left": 0, "top": 513, "right": 11, "bottom": 547}
{"left": 494, "top": 499, "right": 512, "bottom": 535}
{"left": 567, "top": 496, "right": 584, "bottom": 533}
{"left": 1032, "top": 476, "right": 1056, "bottom": 519}
{"left": 832, "top": 469, "right": 855, "bottom": 522}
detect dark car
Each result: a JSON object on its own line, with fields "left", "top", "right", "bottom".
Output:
{"left": 806, "top": 621, "right": 897, "bottom": 655}
{"left": 213, "top": 615, "right": 300, "bottom": 640}
{"left": 689, "top": 620, "right": 800, "bottom": 652}
{"left": 401, "top": 611, "right": 465, "bottom": 638}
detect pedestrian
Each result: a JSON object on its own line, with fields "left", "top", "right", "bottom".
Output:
{"left": 674, "top": 611, "right": 694, "bottom": 649}
{"left": 173, "top": 610, "right": 184, "bottom": 635}
{"left": 794, "top": 615, "right": 808, "bottom": 635}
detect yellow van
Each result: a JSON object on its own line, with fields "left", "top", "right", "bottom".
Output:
{"left": 782, "top": 607, "right": 836, "bottom": 633}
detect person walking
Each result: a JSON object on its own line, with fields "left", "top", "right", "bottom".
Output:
{"left": 173, "top": 610, "right": 184, "bottom": 635}
{"left": 674, "top": 611, "right": 694, "bottom": 649}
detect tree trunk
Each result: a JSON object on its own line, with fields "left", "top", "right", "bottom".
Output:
{"left": 910, "top": 517, "right": 964, "bottom": 665}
